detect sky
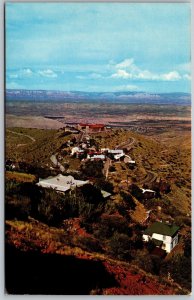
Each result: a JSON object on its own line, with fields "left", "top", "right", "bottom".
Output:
{"left": 6, "top": 3, "right": 191, "bottom": 93}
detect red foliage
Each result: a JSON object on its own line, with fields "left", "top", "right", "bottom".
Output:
{"left": 103, "top": 262, "right": 174, "bottom": 295}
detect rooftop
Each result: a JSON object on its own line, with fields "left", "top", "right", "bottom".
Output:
{"left": 79, "top": 123, "right": 105, "bottom": 128}
{"left": 37, "top": 174, "right": 88, "bottom": 193}
{"left": 101, "top": 190, "right": 112, "bottom": 199}
{"left": 144, "top": 221, "right": 179, "bottom": 237}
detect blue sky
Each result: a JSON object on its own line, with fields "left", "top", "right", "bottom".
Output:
{"left": 6, "top": 3, "right": 191, "bottom": 93}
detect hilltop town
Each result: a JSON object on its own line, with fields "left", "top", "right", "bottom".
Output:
{"left": 5, "top": 119, "right": 191, "bottom": 295}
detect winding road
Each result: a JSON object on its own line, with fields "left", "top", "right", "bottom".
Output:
{"left": 7, "top": 129, "right": 36, "bottom": 142}
{"left": 7, "top": 129, "right": 36, "bottom": 147}
{"left": 115, "top": 137, "right": 135, "bottom": 150}
{"left": 138, "top": 171, "right": 157, "bottom": 185}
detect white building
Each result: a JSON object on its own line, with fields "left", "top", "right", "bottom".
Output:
{"left": 87, "top": 154, "right": 106, "bottom": 161}
{"left": 114, "top": 153, "right": 125, "bottom": 160}
{"left": 37, "top": 174, "right": 88, "bottom": 193}
{"left": 108, "top": 149, "right": 124, "bottom": 155}
{"left": 71, "top": 147, "right": 80, "bottom": 156}
{"left": 124, "top": 155, "right": 136, "bottom": 164}
{"left": 143, "top": 221, "right": 179, "bottom": 253}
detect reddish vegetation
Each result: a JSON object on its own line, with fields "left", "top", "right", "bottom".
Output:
{"left": 5, "top": 220, "right": 177, "bottom": 295}
{"left": 103, "top": 262, "right": 174, "bottom": 295}
{"left": 63, "top": 218, "right": 91, "bottom": 237}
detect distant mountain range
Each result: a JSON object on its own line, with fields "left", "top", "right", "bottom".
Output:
{"left": 6, "top": 89, "right": 191, "bottom": 105}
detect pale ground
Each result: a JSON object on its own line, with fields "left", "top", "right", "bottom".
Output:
{"left": 6, "top": 114, "right": 65, "bottom": 129}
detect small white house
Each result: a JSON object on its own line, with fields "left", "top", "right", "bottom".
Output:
{"left": 87, "top": 154, "right": 106, "bottom": 161}
{"left": 143, "top": 221, "right": 179, "bottom": 253}
{"left": 108, "top": 149, "right": 124, "bottom": 155}
{"left": 114, "top": 153, "right": 125, "bottom": 160}
{"left": 71, "top": 147, "right": 80, "bottom": 156}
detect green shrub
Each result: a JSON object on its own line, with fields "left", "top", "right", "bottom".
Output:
{"left": 109, "top": 166, "right": 116, "bottom": 172}
{"left": 120, "top": 191, "right": 136, "bottom": 210}
{"left": 80, "top": 160, "right": 104, "bottom": 178}
{"left": 108, "top": 232, "right": 132, "bottom": 260}
{"left": 95, "top": 178, "right": 114, "bottom": 194}
{"left": 135, "top": 254, "right": 162, "bottom": 275}
{"left": 160, "top": 254, "right": 191, "bottom": 290}
{"left": 94, "top": 214, "right": 131, "bottom": 239}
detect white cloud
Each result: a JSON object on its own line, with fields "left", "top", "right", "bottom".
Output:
{"left": 22, "top": 68, "right": 33, "bottom": 76}
{"left": 135, "top": 70, "right": 157, "bottom": 80}
{"left": 8, "top": 68, "right": 33, "bottom": 79}
{"left": 110, "top": 58, "right": 184, "bottom": 82}
{"left": 160, "top": 71, "right": 181, "bottom": 81}
{"left": 183, "top": 74, "right": 191, "bottom": 80}
{"left": 115, "top": 58, "right": 134, "bottom": 69}
{"left": 111, "top": 69, "right": 132, "bottom": 79}
{"left": 38, "top": 69, "right": 57, "bottom": 78}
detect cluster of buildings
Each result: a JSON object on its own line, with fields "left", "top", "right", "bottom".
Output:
{"left": 71, "top": 145, "right": 136, "bottom": 164}
{"left": 56, "top": 124, "right": 180, "bottom": 255}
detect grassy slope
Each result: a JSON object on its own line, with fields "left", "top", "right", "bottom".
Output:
{"left": 94, "top": 129, "right": 191, "bottom": 215}
{"left": 6, "top": 127, "right": 71, "bottom": 166}
{"left": 6, "top": 127, "right": 191, "bottom": 215}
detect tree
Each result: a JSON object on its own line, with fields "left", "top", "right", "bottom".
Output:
{"left": 38, "top": 188, "right": 66, "bottom": 226}
{"left": 160, "top": 254, "right": 191, "bottom": 290}
{"left": 79, "top": 184, "right": 104, "bottom": 205}
{"left": 19, "top": 182, "right": 42, "bottom": 216}
{"left": 95, "top": 178, "right": 114, "bottom": 194}
{"left": 80, "top": 160, "right": 104, "bottom": 178}
{"left": 109, "top": 166, "right": 116, "bottom": 172}
{"left": 146, "top": 240, "right": 156, "bottom": 253}
{"left": 120, "top": 191, "right": 136, "bottom": 210}
{"left": 108, "top": 232, "right": 132, "bottom": 260}
{"left": 135, "top": 254, "right": 161, "bottom": 275}
{"left": 94, "top": 214, "right": 131, "bottom": 239}
{"left": 183, "top": 234, "right": 191, "bottom": 258}
{"left": 130, "top": 184, "right": 143, "bottom": 201}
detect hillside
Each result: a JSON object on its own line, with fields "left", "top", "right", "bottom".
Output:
{"left": 5, "top": 219, "right": 186, "bottom": 295}
{"left": 5, "top": 126, "right": 191, "bottom": 295}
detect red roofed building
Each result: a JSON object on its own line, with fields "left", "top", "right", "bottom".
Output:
{"left": 78, "top": 123, "right": 105, "bottom": 133}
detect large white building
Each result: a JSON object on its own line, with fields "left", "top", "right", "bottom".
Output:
{"left": 37, "top": 174, "right": 88, "bottom": 193}
{"left": 143, "top": 221, "right": 179, "bottom": 253}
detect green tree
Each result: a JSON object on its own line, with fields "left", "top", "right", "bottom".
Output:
{"left": 38, "top": 188, "right": 66, "bottom": 226}
{"left": 108, "top": 232, "right": 132, "bottom": 260}
{"left": 160, "top": 254, "right": 191, "bottom": 290}
{"left": 120, "top": 191, "right": 136, "bottom": 210}
{"left": 80, "top": 160, "right": 103, "bottom": 178}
